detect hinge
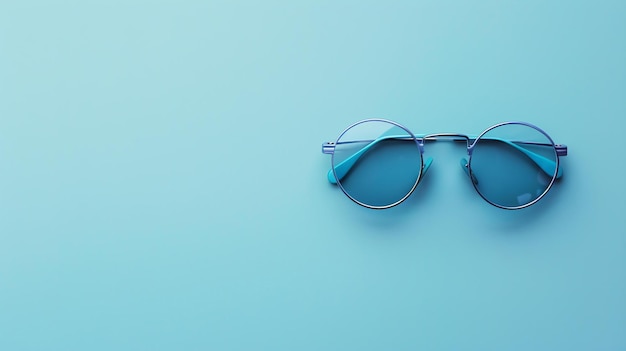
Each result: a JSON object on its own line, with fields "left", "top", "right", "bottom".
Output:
{"left": 322, "top": 142, "right": 335, "bottom": 154}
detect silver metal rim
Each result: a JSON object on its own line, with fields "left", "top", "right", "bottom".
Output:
{"left": 467, "top": 121, "right": 560, "bottom": 210}
{"left": 331, "top": 118, "right": 424, "bottom": 209}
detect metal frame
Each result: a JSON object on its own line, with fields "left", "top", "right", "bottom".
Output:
{"left": 322, "top": 119, "right": 568, "bottom": 210}
{"left": 329, "top": 119, "right": 425, "bottom": 209}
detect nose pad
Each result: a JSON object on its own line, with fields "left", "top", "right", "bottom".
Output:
{"left": 460, "top": 158, "right": 479, "bottom": 185}
{"left": 422, "top": 157, "right": 433, "bottom": 175}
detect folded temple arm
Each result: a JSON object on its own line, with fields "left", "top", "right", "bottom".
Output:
{"left": 322, "top": 135, "right": 567, "bottom": 184}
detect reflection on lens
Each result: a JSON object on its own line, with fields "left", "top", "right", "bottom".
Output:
{"left": 332, "top": 120, "right": 422, "bottom": 208}
{"left": 469, "top": 123, "right": 558, "bottom": 208}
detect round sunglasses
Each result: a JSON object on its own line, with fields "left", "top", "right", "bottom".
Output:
{"left": 321, "top": 119, "right": 568, "bottom": 209}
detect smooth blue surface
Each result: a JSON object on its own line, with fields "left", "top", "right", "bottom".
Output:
{"left": 1, "top": 1, "right": 625, "bottom": 350}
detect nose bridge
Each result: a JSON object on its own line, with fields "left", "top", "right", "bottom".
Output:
{"left": 423, "top": 133, "right": 472, "bottom": 149}
{"left": 421, "top": 133, "right": 473, "bottom": 176}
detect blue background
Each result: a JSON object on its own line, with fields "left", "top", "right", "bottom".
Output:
{"left": 1, "top": 1, "right": 625, "bottom": 350}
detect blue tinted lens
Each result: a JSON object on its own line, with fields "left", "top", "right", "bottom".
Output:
{"left": 469, "top": 123, "right": 558, "bottom": 208}
{"left": 332, "top": 121, "right": 422, "bottom": 208}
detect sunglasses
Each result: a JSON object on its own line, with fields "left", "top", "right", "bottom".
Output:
{"left": 322, "top": 119, "right": 568, "bottom": 209}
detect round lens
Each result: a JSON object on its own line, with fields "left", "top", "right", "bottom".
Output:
{"left": 469, "top": 122, "right": 558, "bottom": 209}
{"left": 331, "top": 120, "right": 423, "bottom": 208}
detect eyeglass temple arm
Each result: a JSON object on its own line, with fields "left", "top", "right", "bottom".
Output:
{"left": 322, "top": 135, "right": 567, "bottom": 184}
{"left": 494, "top": 139, "right": 566, "bottom": 179}
{"left": 322, "top": 134, "right": 431, "bottom": 184}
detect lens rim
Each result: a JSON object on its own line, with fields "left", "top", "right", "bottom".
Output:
{"left": 467, "top": 121, "right": 560, "bottom": 210}
{"left": 331, "top": 119, "right": 424, "bottom": 209}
